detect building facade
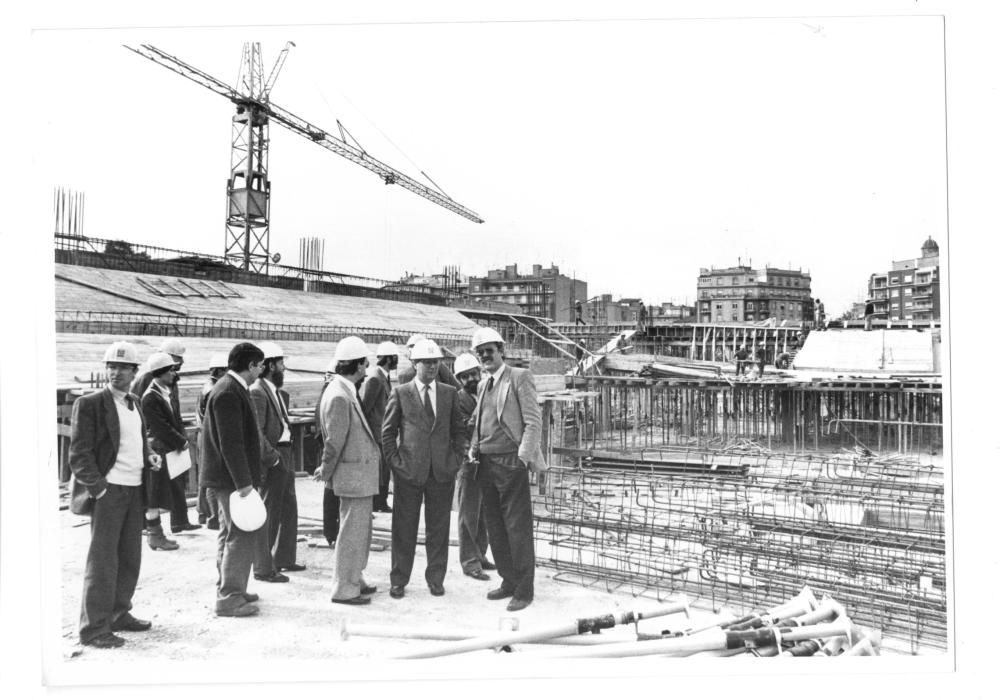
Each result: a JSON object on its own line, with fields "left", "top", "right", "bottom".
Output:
{"left": 697, "top": 264, "right": 813, "bottom": 324}
{"left": 866, "top": 237, "right": 941, "bottom": 322}
{"left": 467, "top": 263, "right": 587, "bottom": 322}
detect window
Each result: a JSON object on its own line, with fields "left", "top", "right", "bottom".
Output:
{"left": 136, "top": 277, "right": 242, "bottom": 298}
{"left": 732, "top": 302, "right": 738, "bottom": 309}
{"left": 905, "top": 301, "right": 913, "bottom": 308}
{"left": 715, "top": 304, "right": 722, "bottom": 311}
{"left": 747, "top": 302, "right": 755, "bottom": 310}
{"left": 890, "top": 277, "right": 900, "bottom": 285}
{"left": 891, "top": 289, "right": 900, "bottom": 297}
{"left": 904, "top": 288, "right": 913, "bottom": 296}
{"left": 904, "top": 274, "right": 913, "bottom": 283}
{"left": 891, "top": 302, "right": 900, "bottom": 310}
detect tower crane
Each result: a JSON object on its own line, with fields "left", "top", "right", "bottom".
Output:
{"left": 126, "top": 43, "right": 484, "bottom": 274}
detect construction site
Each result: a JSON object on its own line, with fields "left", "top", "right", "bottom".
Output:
{"left": 48, "top": 38, "right": 948, "bottom": 668}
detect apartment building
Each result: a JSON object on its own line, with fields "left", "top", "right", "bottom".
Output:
{"left": 866, "top": 238, "right": 941, "bottom": 322}
{"left": 696, "top": 263, "right": 813, "bottom": 324}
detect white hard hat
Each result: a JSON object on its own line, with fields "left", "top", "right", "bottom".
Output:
{"left": 376, "top": 341, "right": 399, "bottom": 357}
{"left": 258, "top": 341, "right": 285, "bottom": 360}
{"left": 410, "top": 339, "right": 443, "bottom": 361}
{"left": 209, "top": 352, "right": 229, "bottom": 370}
{"left": 405, "top": 333, "right": 427, "bottom": 348}
{"left": 471, "top": 327, "right": 504, "bottom": 349}
{"left": 102, "top": 341, "right": 140, "bottom": 365}
{"left": 453, "top": 353, "right": 480, "bottom": 377}
{"left": 146, "top": 351, "right": 177, "bottom": 373}
{"left": 333, "top": 336, "right": 369, "bottom": 362}
{"left": 229, "top": 489, "right": 266, "bottom": 532}
{"left": 158, "top": 338, "right": 186, "bottom": 356}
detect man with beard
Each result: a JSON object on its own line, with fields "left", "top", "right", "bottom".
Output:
{"left": 453, "top": 353, "right": 494, "bottom": 581}
{"left": 360, "top": 341, "right": 399, "bottom": 514}
{"left": 250, "top": 342, "right": 302, "bottom": 582}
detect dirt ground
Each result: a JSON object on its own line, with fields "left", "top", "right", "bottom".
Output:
{"left": 58, "top": 476, "right": 703, "bottom": 666}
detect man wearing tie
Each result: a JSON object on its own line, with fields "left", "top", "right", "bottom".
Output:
{"left": 468, "top": 327, "right": 546, "bottom": 612}
{"left": 360, "top": 341, "right": 399, "bottom": 514}
{"left": 250, "top": 342, "right": 302, "bottom": 582}
{"left": 381, "top": 339, "right": 465, "bottom": 599}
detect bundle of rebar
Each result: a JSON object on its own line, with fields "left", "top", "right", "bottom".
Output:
{"left": 533, "top": 450, "right": 945, "bottom": 653}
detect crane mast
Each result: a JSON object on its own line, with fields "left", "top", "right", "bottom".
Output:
{"left": 125, "top": 43, "right": 484, "bottom": 274}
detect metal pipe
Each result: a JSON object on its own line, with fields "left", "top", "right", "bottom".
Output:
{"left": 393, "top": 600, "right": 690, "bottom": 659}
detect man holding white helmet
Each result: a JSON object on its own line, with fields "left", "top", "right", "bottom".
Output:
{"left": 313, "top": 336, "right": 381, "bottom": 605}
{"left": 201, "top": 342, "right": 267, "bottom": 618}
{"left": 196, "top": 353, "right": 228, "bottom": 530}
{"left": 397, "top": 333, "right": 462, "bottom": 388}
{"left": 360, "top": 340, "right": 399, "bottom": 514}
{"left": 468, "top": 326, "right": 546, "bottom": 612}
{"left": 250, "top": 341, "right": 303, "bottom": 582}
{"left": 69, "top": 341, "right": 161, "bottom": 648}
{"left": 453, "top": 352, "right": 495, "bottom": 581}
{"left": 381, "top": 339, "right": 466, "bottom": 599}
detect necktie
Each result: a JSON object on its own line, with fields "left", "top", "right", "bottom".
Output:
{"left": 423, "top": 384, "right": 435, "bottom": 422}
{"left": 475, "top": 376, "right": 494, "bottom": 442}
{"left": 125, "top": 394, "right": 135, "bottom": 411}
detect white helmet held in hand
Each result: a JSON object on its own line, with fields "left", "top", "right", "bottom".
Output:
{"left": 471, "top": 327, "right": 504, "bottom": 349}
{"left": 229, "top": 489, "right": 267, "bottom": 532}
{"left": 333, "top": 336, "right": 369, "bottom": 362}
{"left": 410, "top": 339, "right": 443, "bottom": 361}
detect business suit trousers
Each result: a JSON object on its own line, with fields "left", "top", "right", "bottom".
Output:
{"left": 457, "top": 464, "right": 489, "bottom": 574}
{"left": 197, "top": 486, "right": 219, "bottom": 526}
{"left": 478, "top": 453, "right": 535, "bottom": 601}
{"left": 323, "top": 488, "right": 340, "bottom": 543}
{"left": 373, "top": 453, "right": 391, "bottom": 510}
{"left": 253, "top": 456, "right": 296, "bottom": 574}
{"left": 331, "top": 496, "right": 373, "bottom": 600}
{"left": 168, "top": 470, "right": 191, "bottom": 527}
{"left": 390, "top": 476, "right": 455, "bottom": 588}
{"left": 79, "top": 484, "right": 144, "bottom": 643}
{"left": 210, "top": 487, "right": 257, "bottom": 612}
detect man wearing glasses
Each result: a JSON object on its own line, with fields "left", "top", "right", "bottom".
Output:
{"left": 468, "top": 327, "right": 546, "bottom": 612}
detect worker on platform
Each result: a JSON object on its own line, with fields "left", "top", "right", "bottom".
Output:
{"left": 250, "top": 342, "right": 303, "bottom": 582}
{"left": 453, "top": 352, "right": 495, "bottom": 581}
{"left": 469, "top": 327, "right": 546, "bottom": 612}
{"left": 70, "top": 341, "right": 160, "bottom": 648}
{"left": 637, "top": 301, "right": 647, "bottom": 334}
{"left": 397, "top": 333, "right": 462, "bottom": 388}
{"left": 735, "top": 345, "right": 750, "bottom": 376}
{"left": 132, "top": 338, "right": 200, "bottom": 535}
{"left": 196, "top": 353, "right": 228, "bottom": 530}
{"left": 360, "top": 341, "right": 399, "bottom": 514}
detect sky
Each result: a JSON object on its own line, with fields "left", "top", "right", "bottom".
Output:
{"left": 28, "top": 12, "right": 948, "bottom": 317}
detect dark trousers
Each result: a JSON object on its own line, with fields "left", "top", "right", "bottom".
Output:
{"left": 168, "top": 471, "right": 190, "bottom": 528}
{"left": 457, "top": 464, "right": 489, "bottom": 573}
{"left": 323, "top": 488, "right": 341, "bottom": 543}
{"left": 390, "top": 476, "right": 455, "bottom": 588}
{"left": 79, "top": 484, "right": 144, "bottom": 643}
{"left": 373, "top": 455, "right": 391, "bottom": 510}
{"left": 197, "top": 486, "right": 219, "bottom": 526}
{"left": 253, "top": 460, "right": 295, "bottom": 575}
{"left": 478, "top": 452, "right": 535, "bottom": 601}
{"left": 209, "top": 487, "right": 257, "bottom": 612}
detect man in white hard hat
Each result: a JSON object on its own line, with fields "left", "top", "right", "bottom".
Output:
{"left": 453, "top": 353, "right": 495, "bottom": 581}
{"left": 468, "top": 326, "right": 546, "bottom": 612}
{"left": 69, "top": 341, "right": 161, "bottom": 648}
{"left": 138, "top": 352, "right": 188, "bottom": 552}
{"left": 313, "top": 336, "right": 380, "bottom": 605}
{"left": 381, "top": 339, "right": 466, "bottom": 599}
{"left": 196, "top": 353, "right": 228, "bottom": 529}
{"left": 249, "top": 342, "right": 302, "bottom": 582}
{"left": 360, "top": 340, "right": 399, "bottom": 514}
{"left": 201, "top": 342, "right": 267, "bottom": 618}
{"left": 397, "top": 333, "right": 462, "bottom": 389}
{"left": 132, "top": 338, "right": 199, "bottom": 535}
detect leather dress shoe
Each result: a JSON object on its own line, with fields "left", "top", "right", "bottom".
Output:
{"left": 464, "top": 570, "right": 490, "bottom": 581}
{"left": 243, "top": 593, "right": 260, "bottom": 603}
{"left": 278, "top": 563, "right": 307, "bottom": 572}
{"left": 486, "top": 586, "right": 514, "bottom": 601}
{"left": 83, "top": 632, "right": 125, "bottom": 649}
{"left": 111, "top": 614, "right": 152, "bottom": 632}
{"left": 254, "top": 571, "right": 289, "bottom": 583}
{"left": 506, "top": 598, "right": 532, "bottom": 612}
{"left": 389, "top": 585, "right": 405, "bottom": 599}
{"left": 482, "top": 559, "right": 497, "bottom": 571}
{"left": 171, "top": 523, "right": 202, "bottom": 533}
{"left": 216, "top": 603, "right": 259, "bottom": 617}
{"left": 360, "top": 585, "right": 377, "bottom": 595}
{"left": 331, "top": 595, "right": 371, "bottom": 606}
{"left": 428, "top": 583, "right": 445, "bottom": 597}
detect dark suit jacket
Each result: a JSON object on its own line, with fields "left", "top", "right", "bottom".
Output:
{"left": 382, "top": 381, "right": 465, "bottom": 486}
{"left": 132, "top": 370, "right": 181, "bottom": 418}
{"left": 69, "top": 388, "right": 153, "bottom": 513}
{"left": 359, "top": 368, "right": 392, "bottom": 444}
{"left": 249, "top": 378, "right": 285, "bottom": 471}
{"left": 200, "top": 373, "right": 263, "bottom": 491}
{"left": 140, "top": 384, "right": 189, "bottom": 456}
{"left": 456, "top": 389, "right": 478, "bottom": 454}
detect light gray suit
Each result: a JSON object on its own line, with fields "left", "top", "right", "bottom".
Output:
{"left": 318, "top": 376, "right": 380, "bottom": 599}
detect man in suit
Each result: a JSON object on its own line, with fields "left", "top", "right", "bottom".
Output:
{"left": 201, "top": 342, "right": 266, "bottom": 618}
{"left": 70, "top": 341, "right": 160, "bottom": 648}
{"left": 360, "top": 340, "right": 398, "bottom": 514}
{"left": 315, "top": 358, "right": 340, "bottom": 546}
{"left": 469, "top": 327, "right": 546, "bottom": 612}
{"left": 397, "top": 333, "right": 462, "bottom": 388}
{"left": 453, "top": 353, "right": 494, "bottom": 581}
{"left": 196, "top": 353, "right": 228, "bottom": 530}
{"left": 382, "top": 339, "right": 465, "bottom": 599}
{"left": 312, "top": 336, "right": 380, "bottom": 605}
{"left": 249, "top": 342, "right": 301, "bottom": 583}
{"left": 131, "top": 338, "right": 199, "bottom": 535}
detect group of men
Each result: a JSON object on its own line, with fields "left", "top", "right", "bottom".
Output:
{"left": 69, "top": 326, "right": 545, "bottom": 649}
